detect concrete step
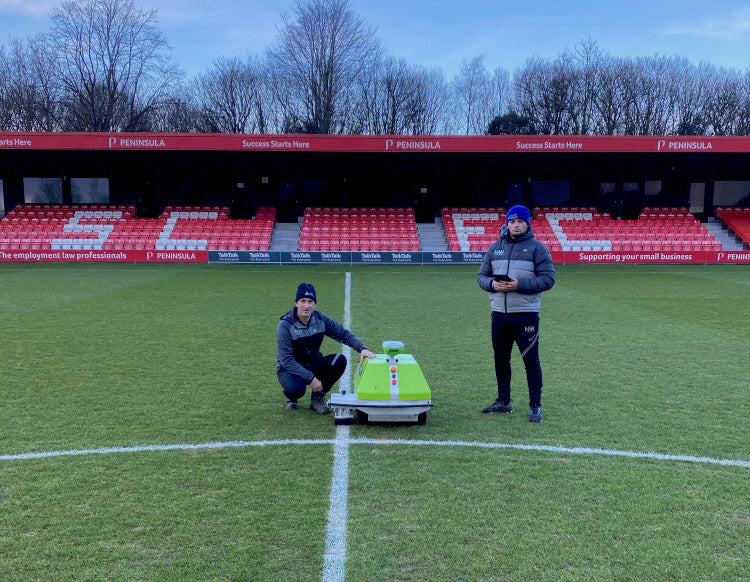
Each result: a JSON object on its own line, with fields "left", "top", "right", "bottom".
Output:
{"left": 270, "top": 223, "right": 300, "bottom": 251}
{"left": 417, "top": 221, "right": 449, "bottom": 251}
{"left": 705, "top": 218, "right": 747, "bottom": 250}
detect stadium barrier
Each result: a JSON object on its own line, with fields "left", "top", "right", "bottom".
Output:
{"left": 2, "top": 249, "right": 748, "bottom": 264}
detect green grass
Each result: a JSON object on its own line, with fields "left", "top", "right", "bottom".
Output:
{"left": 2, "top": 449, "right": 331, "bottom": 581}
{"left": 0, "top": 263, "right": 748, "bottom": 581}
{"left": 347, "top": 447, "right": 748, "bottom": 581}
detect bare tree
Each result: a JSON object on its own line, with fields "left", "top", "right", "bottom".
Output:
{"left": 353, "top": 56, "right": 448, "bottom": 135}
{"left": 8, "top": 4, "right": 750, "bottom": 138}
{"left": 268, "top": 0, "right": 380, "bottom": 133}
{"left": 451, "top": 56, "right": 488, "bottom": 134}
{"left": 702, "top": 66, "right": 745, "bottom": 135}
{"left": 488, "top": 67, "right": 511, "bottom": 124}
{"left": 735, "top": 71, "right": 750, "bottom": 135}
{"left": 0, "top": 46, "right": 10, "bottom": 129}
{"left": 260, "top": 53, "right": 303, "bottom": 133}
{"left": 668, "top": 59, "right": 710, "bottom": 135}
{"left": 514, "top": 54, "right": 579, "bottom": 134}
{"left": 404, "top": 66, "right": 449, "bottom": 134}
{"left": 0, "top": 45, "right": 18, "bottom": 129}
{"left": 590, "top": 54, "right": 713, "bottom": 136}
{"left": 47, "top": 0, "right": 181, "bottom": 131}
{"left": 448, "top": 56, "right": 510, "bottom": 134}
{"left": 193, "top": 57, "right": 268, "bottom": 133}
{"left": 620, "top": 56, "right": 678, "bottom": 135}
{"left": 589, "top": 55, "right": 629, "bottom": 134}
{"left": 147, "top": 92, "right": 200, "bottom": 132}
{"left": 568, "top": 38, "right": 603, "bottom": 134}
{"left": 354, "top": 55, "right": 403, "bottom": 134}
{"left": 0, "top": 36, "right": 61, "bottom": 131}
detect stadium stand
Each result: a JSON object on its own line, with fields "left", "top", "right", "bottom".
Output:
{"left": 0, "top": 204, "right": 276, "bottom": 251}
{"left": 441, "top": 206, "right": 721, "bottom": 252}
{"left": 0, "top": 203, "right": 733, "bottom": 254}
{"left": 299, "top": 207, "right": 419, "bottom": 251}
{"left": 158, "top": 206, "right": 274, "bottom": 251}
{"left": 545, "top": 206, "right": 720, "bottom": 251}
{"left": 0, "top": 204, "right": 136, "bottom": 250}
{"left": 442, "top": 206, "right": 559, "bottom": 252}
{"left": 715, "top": 207, "right": 750, "bottom": 248}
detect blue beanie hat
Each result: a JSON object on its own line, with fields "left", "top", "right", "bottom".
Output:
{"left": 506, "top": 205, "right": 531, "bottom": 225}
{"left": 296, "top": 282, "right": 317, "bottom": 302}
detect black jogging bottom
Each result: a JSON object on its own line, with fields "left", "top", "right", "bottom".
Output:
{"left": 491, "top": 311, "right": 543, "bottom": 408}
{"left": 278, "top": 353, "right": 348, "bottom": 401}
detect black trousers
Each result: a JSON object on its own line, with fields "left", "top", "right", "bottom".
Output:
{"left": 278, "top": 353, "right": 348, "bottom": 401}
{"left": 491, "top": 311, "right": 543, "bottom": 408}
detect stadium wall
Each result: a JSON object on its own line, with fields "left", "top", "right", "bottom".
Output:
{"left": 3, "top": 132, "right": 750, "bottom": 221}
{"left": 3, "top": 132, "right": 750, "bottom": 263}
{"left": 1, "top": 249, "right": 749, "bottom": 264}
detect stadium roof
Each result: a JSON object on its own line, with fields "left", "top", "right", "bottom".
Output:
{"left": 4, "top": 132, "right": 750, "bottom": 178}
{"left": 0, "top": 132, "right": 738, "bottom": 153}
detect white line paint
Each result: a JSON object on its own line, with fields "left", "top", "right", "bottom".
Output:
{"left": 0, "top": 438, "right": 750, "bottom": 469}
{"left": 0, "top": 439, "right": 334, "bottom": 461}
{"left": 2, "top": 437, "right": 747, "bottom": 468}
{"left": 348, "top": 438, "right": 750, "bottom": 468}
{"left": 322, "top": 271, "right": 353, "bottom": 582}
{"left": 323, "top": 425, "right": 350, "bottom": 582}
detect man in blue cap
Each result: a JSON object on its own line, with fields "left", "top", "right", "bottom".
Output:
{"left": 477, "top": 205, "right": 556, "bottom": 422}
{"left": 276, "top": 282, "right": 375, "bottom": 413}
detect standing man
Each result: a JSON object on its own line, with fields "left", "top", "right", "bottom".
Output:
{"left": 477, "top": 205, "right": 555, "bottom": 422}
{"left": 277, "top": 282, "right": 375, "bottom": 414}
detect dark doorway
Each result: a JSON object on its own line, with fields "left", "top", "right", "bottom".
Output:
{"left": 278, "top": 181, "right": 298, "bottom": 222}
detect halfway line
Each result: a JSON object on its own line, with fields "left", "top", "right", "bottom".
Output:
{"left": 322, "top": 271, "right": 353, "bottom": 582}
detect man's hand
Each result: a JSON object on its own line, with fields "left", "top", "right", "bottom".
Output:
{"left": 310, "top": 377, "right": 324, "bottom": 392}
{"left": 493, "top": 278, "right": 518, "bottom": 292}
{"left": 359, "top": 349, "right": 376, "bottom": 363}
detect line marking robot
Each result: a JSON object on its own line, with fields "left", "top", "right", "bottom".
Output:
{"left": 327, "top": 341, "right": 433, "bottom": 425}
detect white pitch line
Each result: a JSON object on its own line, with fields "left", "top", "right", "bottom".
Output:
{"left": 323, "top": 425, "right": 350, "bottom": 582}
{"left": 322, "top": 271, "right": 353, "bottom": 582}
{"left": 0, "top": 439, "right": 335, "bottom": 461}
{"left": 0, "top": 442, "right": 750, "bottom": 468}
{"left": 1, "top": 437, "right": 748, "bottom": 468}
{"left": 348, "top": 438, "right": 750, "bottom": 468}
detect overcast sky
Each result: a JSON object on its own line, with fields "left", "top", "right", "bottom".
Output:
{"left": 2, "top": 0, "right": 750, "bottom": 80}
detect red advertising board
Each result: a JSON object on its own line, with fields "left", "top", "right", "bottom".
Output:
{"left": 0, "top": 249, "right": 207, "bottom": 263}
{"left": 552, "top": 250, "right": 750, "bottom": 264}
{"left": 0, "top": 131, "right": 745, "bottom": 153}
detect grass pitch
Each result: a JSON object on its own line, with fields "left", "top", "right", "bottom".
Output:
{"left": 0, "top": 263, "right": 748, "bottom": 581}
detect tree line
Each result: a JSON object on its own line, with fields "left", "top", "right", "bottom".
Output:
{"left": 2, "top": 0, "right": 749, "bottom": 136}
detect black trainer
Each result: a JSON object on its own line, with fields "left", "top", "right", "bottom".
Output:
{"left": 529, "top": 406, "right": 543, "bottom": 422}
{"left": 481, "top": 399, "right": 514, "bottom": 413}
{"left": 310, "top": 393, "right": 330, "bottom": 414}
{"left": 284, "top": 399, "right": 298, "bottom": 410}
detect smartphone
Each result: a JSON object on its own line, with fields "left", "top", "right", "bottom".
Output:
{"left": 494, "top": 274, "right": 512, "bottom": 282}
